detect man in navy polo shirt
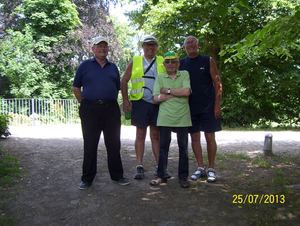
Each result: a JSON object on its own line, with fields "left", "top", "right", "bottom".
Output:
{"left": 73, "top": 36, "right": 129, "bottom": 190}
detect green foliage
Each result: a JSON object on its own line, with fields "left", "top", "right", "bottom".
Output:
{"left": 15, "top": 0, "right": 80, "bottom": 43}
{"left": 0, "top": 0, "right": 83, "bottom": 99}
{"left": 1, "top": 0, "right": 299, "bottom": 127}
{"left": 0, "top": 29, "right": 51, "bottom": 98}
{"left": 0, "top": 146, "right": 21, "bottom": 225}
{"left": 112, "top": 19, "right": 137, "bottom": 75}
{"left": 0, "top": 149, "right": 20, "bottom": 180}
{"left": 221, "top": 0, "right": 300, "bottom": 61}
{"left": 252, "top": 154, "right": 272, "bottom": 168}
{"left": 112, "top": 17, "right": 137, "bottom": 120}
{"left": 13, "top": 0, "right": 82, "bottom": 99}
{"left": 222, "top": 50, "right": 300, "bottom": 127}
{"left": 0, "top": 114, "right": 11, "bottom": 138}
{"left": 0, "top": 0, "right": 124, "bottom": 99}
{"left": 127, "top": 0, "right": 261, "bottom": 58}
{"left": 8, "top": 113, "right": 31, "bottom": 126}
{"left": 127, "top": 0, "right": 300, "bottom": 127}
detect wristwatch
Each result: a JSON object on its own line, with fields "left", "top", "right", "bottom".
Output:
{"left": 167, "top": 88, "right": 171, "bottom": 94}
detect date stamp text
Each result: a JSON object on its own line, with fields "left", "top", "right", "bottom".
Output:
{"left": 233, "top": 194, "right": 285, "bottom": 204}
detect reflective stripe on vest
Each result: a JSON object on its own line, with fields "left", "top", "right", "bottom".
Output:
{"left": 131, "top": 78, "right": 144, "bottom": 84}
{"left": 130, "top": 55, "right": 166, "bottom": 101}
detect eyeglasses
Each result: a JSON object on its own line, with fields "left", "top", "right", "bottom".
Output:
{"left": 143, "top": 43, "right": 158, "bottom": 47}
{"left": 184, "top": 40, "right": 197, "bottom": 46}
{"left": 95, "top": 45, "right": 108, "bottom": 49}
{"left": 164, "top": 60, "right": 178, "bottom": 64}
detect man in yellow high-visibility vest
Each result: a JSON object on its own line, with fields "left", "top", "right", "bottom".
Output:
{"left": 121, "top": 35, "right": 170, "bottom": 180}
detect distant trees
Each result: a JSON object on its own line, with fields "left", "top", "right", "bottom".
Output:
{"left": 0, "top": 29, "right": 49, "bottom": 97}
{"left": 1, "top": 0, "right": 299, "bottom": 127}
{"left": 127, "top": 0, "right": 300, "bottom": 127}
{"left": 0, "top": 0, "right": 124, "bottom": 98}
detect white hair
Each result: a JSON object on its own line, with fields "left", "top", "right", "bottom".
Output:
{"left": 183, "top": 36, "right": 198, "bottom": 46}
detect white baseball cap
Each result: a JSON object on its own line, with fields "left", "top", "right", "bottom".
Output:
{"left": 138, "top": 35, "right": 159, "bottom": 48}
{"left": 93, "top": 36, "right": 108, "bottom": 45}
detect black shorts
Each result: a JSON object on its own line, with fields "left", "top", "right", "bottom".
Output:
{"left": 131, "top": 99, "right": 159, "bottom": 128}
{"left": 189, "top": 111, "right": 222, "bottom": 134}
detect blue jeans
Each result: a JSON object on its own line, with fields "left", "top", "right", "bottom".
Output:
{"left": 157, "top": 127, "right": 189, "bottom": 179}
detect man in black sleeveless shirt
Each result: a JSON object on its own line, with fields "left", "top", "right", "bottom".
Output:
{"left": 179, "top": 36, "right": 222, "bottom": 182}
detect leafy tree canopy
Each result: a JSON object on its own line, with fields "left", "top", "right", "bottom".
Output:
{"left": 0, "top": 0, "right": 124, "bottom": 99}
{"left": 126, "top": 0, "right": 300, "bottom": 127}
{"left": 220, "top": 0, "right": 300, "bottom": 61}
{"left": 14, "top": 0, "right": 81, "bottom": 52}
{"left": 0, "top": 29, "right": 52, "bottom": 98}
{"left": 128, "top": 0, "right": 299, "bottom": 61}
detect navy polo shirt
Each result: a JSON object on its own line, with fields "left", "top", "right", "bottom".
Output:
{"left": 179, "top": 54, "right": 215, "bottom": 114}
{"left": 73, "top": 57, "right": 120, "bottom": 101}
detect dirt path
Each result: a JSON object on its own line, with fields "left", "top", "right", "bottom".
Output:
{"left": 1, "top": 125, "right": 300, "bottom": 226}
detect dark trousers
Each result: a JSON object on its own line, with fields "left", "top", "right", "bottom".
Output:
{"left": 79, "top": 100, "right": 123, "bottom": 183}
{"left": 157, "top": 127, "right": 189, "bottom": 179}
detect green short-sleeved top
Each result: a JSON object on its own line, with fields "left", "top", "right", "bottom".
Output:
{"left": 153, "top": 70, "right": 192, "bottom": 127}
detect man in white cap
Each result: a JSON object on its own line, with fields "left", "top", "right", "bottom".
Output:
{"left": 73, "top": 36, "right": 129, "bottom": 190}
{"left": 121, "top": 35, "right": 171, "bottom": 180}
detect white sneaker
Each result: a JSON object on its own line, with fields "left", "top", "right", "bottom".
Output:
{"left": 207, "top": 168, "right": 216, "bottom": 182}
{"left": 191, "top": 167, "right": 207, "bottom": 180}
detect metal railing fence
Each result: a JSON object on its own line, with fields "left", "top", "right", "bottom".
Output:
{"left": 0, "top": 99, "right": 80, "bottom": 126}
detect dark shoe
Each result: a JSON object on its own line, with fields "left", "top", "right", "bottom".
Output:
{"left": 154, "top": 167, "right": 172, "bottom": 179}
{"left": 78, "top": 182, "right": 91, "bottom": 190}
{"left": 149, "top": 177, "right": 167, "bottom": 186}
{"left": 134, "top": 166, "right": 145, "bottom": 179}
{"left": 165, "top": 172, "right": 172, "bottom": 179}
{"left": 179, "top": 178, "right": 190, "bottom": 188}
{"left": 118, "top": 178, "right": 130, "bottom": 186}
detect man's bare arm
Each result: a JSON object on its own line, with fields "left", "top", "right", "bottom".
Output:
{"left": 210, "top": 57, "right": 222, "bottom": 119}
{"left": 121, "top": 60, "right": 133, "bottom": 114}
{"left": 160, "top": 87, "right": 190, "bottom": 97}
{"left": 153, "top": 94, "right": 174, "bottom": 103}
{"left": 72, "top": 86, "right": 82, "bottom": 103}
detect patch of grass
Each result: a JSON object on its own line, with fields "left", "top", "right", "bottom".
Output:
{"left": 0, "top": 149, "right": 21, "bottom": 185}
{"left": 227, "top": 153, "right": 251, "bottom": 161}
{"left": 252, "top": 154, "right": 272, "bottom": 168}
{"left": 216, "top": 153, "right": 252, "bottom": 170}
{"left": 218, "top": 152, "right": 300, "bottom": 225}
{"left": 0, "top": 214, "right": 18, "bottom": 226}
{"left": 215, "top": 152, "right": 227, "bottom": 160}
{"left": 0, "top": 147, "right": 22, "bottom": 226}
{"left": 188, "top": 152, "right": 196, "bottom": 160}
{"left": 216, "top": 153, "right": 251, "bottom": 162}
{"left": 222, "top": 125, "right": 300, "bottom": 131}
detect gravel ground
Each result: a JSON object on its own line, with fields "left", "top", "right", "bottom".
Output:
{"left": 2, "top": 125, "right": 300, "bottom": 226}
{"left": 8, "top": 124, "right": 300, "bottom": 157}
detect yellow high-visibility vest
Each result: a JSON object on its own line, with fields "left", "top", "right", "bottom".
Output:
{"left": 130, "top": 55, "right": 166, "bottom": 100}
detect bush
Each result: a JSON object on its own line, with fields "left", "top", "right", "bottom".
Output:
{"left": 0, "top": 114, "right": 11, "bottom": 138}
{"left": 8, "top": 112, "right": 31, "bottom": 126}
